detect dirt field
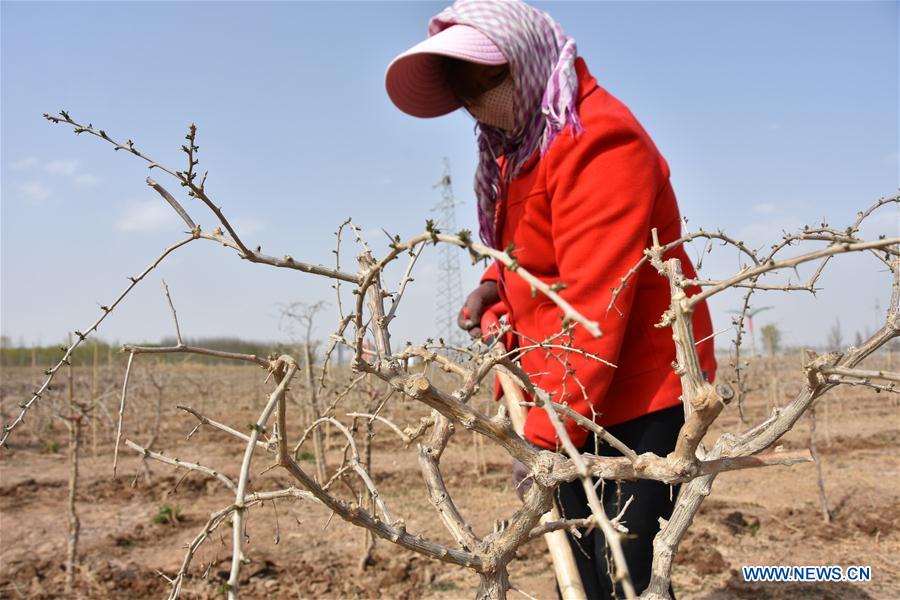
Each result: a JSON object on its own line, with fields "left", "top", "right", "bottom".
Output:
{"left": 1, "top": 353, "right": 898, "bottom": 599}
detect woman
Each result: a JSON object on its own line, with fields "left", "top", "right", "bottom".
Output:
{"left": 385, "top": 1, "right": 717, "bottom": 597}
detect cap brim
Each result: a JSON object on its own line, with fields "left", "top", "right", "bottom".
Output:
{"left": 386, "top": 25, "right": 508, "bottom": 118}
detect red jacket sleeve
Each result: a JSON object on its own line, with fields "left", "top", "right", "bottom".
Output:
{"left": 521, "top": 120, "right": 663, "bottom": 450}
{"left": 480, "top": 260, "right": 500, "bottom": 284}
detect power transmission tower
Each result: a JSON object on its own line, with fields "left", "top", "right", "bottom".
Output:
{"left": 432, "top": 158, "right": 465, "bottom": 348}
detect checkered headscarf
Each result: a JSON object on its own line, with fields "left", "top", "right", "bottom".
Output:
{"left": 429, "top": 0, "right": 583, "bottom": 247}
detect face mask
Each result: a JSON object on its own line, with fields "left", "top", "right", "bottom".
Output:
{"left": 466, "top": 76, "right": 516, "bottom": 132}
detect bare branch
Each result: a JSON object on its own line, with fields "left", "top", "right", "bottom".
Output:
{"left": 112, "top": 352, "right": 135, "bottom": 478}
{"left": 688, "top": 238, "right": 899, "bottom": 308}
{"left": 346, "top": 413, "right": 418, "bottom": 445}
{"left": 124, "top": 439, "right": 236, "bottom": 491}
{"left": 227, "top": 357, "right": 298, "bottom": 598}
{"left": 520, "top": 401, "right": 636, "bottom": 462}
{"left": 198, "top": 229, "right": 358, "bottom": 282}
{"left": 384, "top": 241, "right": 425, "bottom": 326}
{"left": 177, "top": 405, "right": 271, "bottom": 450}
{"left": 122, "top": 343, "right": 270, "bottom": 368}
{"left": 146, "top": 177, "right": 197, "bottom": 231}
{"left": 161, "top": 280, "right": 184, "bottom": 345}
{"left": 820, "top": 365, "right": 900, "bottom": 384}
{"left": 1, "top": 235, "right": 197, "bottom": 447}
{"left": 165, "top": 487, "right": 318, "bottom": 599}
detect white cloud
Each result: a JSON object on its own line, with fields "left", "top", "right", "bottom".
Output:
{"left": 115, "top": 200, "right": 177, "bottom": 232}
{"left": 44, "top": 159, "right": 79, "bottom": 176}
{"left": 74, "top": 174, "right": 101, "bottom": 186}
{"left": 10, "top": 157, "right": 38, "bottom": 170}
{"left": 11, "top": 158, "right": 101, "bottom": 188}
{"left": 752, "top": 202, "right": 781, "bottom": 215}
{"left": 734, "top": 216, "right": 803, "bottom": 248}
{"left": 765, "top": 122, "right": 782, "bottom": 131}
{"left": 884, "top": 151, "right": 899, "bottom": 165}
{"left": 19, "top": 181, "right": 51, "bottom": 204}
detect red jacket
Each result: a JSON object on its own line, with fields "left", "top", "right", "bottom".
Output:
{"left": 482, "top": 57, "right": 717, "bottom": 450}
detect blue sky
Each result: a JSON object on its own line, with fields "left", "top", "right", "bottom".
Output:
{"left": 2, "top": 1, "right": 898, "bottom": 351}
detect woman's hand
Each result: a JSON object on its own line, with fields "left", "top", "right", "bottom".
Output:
{"left": 457, "top": 280, "right": 500, "bottom": 338}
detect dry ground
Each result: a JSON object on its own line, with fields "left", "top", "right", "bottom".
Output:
{"left": 1, "top": 354, "right": 898, "bottom": 599}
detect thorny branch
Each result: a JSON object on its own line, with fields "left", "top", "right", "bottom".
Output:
{"left": 1, "top": 235, "right": 197, "bottom": 447}
{"left": 13, "top": 113, "right": 898, "bottom": 600}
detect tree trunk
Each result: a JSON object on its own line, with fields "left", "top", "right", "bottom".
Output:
{"left": 476, "top": 568, "right": 509, "bottom": 600}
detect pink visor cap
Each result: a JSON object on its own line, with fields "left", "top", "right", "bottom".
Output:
{"left": 386, "top": 24, "right": 508, "bottom": 118}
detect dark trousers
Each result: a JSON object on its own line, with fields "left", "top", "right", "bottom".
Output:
{"left": 554, "top": 404, "right": 684, "bottom": 599}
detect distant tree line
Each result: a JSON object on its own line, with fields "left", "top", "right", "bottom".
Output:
{"left": 4, "top": 332, "right": 892, "bottom": 369}
{"left": 0, "top": 336, "right": 306, "bottom": 368}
